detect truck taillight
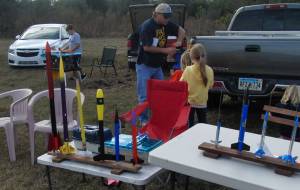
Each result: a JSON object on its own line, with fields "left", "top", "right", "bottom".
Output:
{"left": 265, "top": 4, "right": 287, "bottom": 9}
{"left": 213, "top": 81, "right": 225, "bottom": 89}
{"left": 127, "top": 40, "right": 133, "bottom": 48}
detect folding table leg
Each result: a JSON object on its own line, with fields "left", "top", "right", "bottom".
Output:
{"left": 170, "top": 172, "right": 176, "bottom": 190}
{"left": 184, "top": 176, "right": 189, "bottom": 190}
{"left": 46, "top": 166, "right": 52, "bottom": 190}
{"left": 82, "top": 173, "right": 87, "bottom": 182}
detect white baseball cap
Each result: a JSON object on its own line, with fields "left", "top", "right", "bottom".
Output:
{"left": 154, "top": 3, "right": 172, "bottom": 18}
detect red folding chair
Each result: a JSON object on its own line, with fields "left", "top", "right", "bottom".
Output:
{"left": 121, "top": 79, "right": 190, "bottom": 142}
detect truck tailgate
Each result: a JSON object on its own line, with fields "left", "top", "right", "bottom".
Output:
{"left": 193, "top": 36, "right": 300, "bottom": 77}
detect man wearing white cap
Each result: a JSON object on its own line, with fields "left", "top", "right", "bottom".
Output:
{"left": 136, "top": 3, "right": 186, "bottom": 124}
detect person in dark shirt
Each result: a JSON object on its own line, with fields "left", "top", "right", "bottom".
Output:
{"left": 136, "top": 3, "right": 186, "bottom": 124}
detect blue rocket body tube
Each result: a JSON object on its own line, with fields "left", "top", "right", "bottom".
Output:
{"left": 114, "top": 109, "right": 120, "bottom": 161}
{"left": 237, "top": 104, "right": 249, "bottom": 151}
{"left": 231, "top": 87, "right": 250, "bottom": 152}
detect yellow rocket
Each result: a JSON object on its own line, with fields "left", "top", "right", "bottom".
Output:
{"left": 76, "top": 79, "right": 86, "bottom": 150}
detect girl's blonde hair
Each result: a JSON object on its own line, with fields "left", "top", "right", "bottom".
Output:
{"left": 189, "top": 43, "right": 208, "bottom": 86}
{"left": 180, "top": 50, "right": 192, "bottom": 70}
{"left": 281, "top": 85, "right": 300, "bottom": 106}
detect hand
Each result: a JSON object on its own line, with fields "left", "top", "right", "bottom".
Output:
{"left": 165, "top": 47, "right": 176, "bottom": 56}
{"left": 59, "top": 48, "right": 69, "bottom": 53}
{"left": 175, "top": 41, "right": 182, "bottom": 48}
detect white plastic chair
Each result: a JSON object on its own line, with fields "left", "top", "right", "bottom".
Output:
{"left": 0, "top": 89, "right": 32, "bottom": 161}
{"left": 27, "top": 88, "right": 84, "bottom": 165}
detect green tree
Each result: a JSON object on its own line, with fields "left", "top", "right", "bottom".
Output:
{"left": 86, "top": 0, "right": 108, "bottom": 16}
{"left": 0, "top": 0, "right": 18, "bottom": 37}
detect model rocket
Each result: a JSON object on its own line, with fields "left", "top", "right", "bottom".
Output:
{"left": 114, "top": 108, "right": 120, "bottom": 161}
{"left": 76, "top": 79, "right": 86, "bottom": 150}
{"left": 231, "top": 87, "right": 250, "bottom": 152}
{"left": 45, "top": 42, "right": 62, "bottom": 151}
{"left": 211, "top": 91, "right": 223, "bottom": 146}
{"left": 131, "top": 111, "right": 138, "bottom": 164}
{"left": 279, "top": 112, "right": 299, "bottom": 165}
{"left": 58, "top": 56, "right": 75, "bottom": 154}
{"left": 93, "top": 89, "right": 115, "bottom": 161}
{"left": 255, "top": 111, "right": 269, "bottom": 157}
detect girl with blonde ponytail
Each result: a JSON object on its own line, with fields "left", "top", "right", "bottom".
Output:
{"left": 180, "top": 44, "right": 214, "bottom": 126}
{"left": 169, "top": 49, "right": 193, "bottom": 81}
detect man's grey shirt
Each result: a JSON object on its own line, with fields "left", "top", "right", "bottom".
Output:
{"left": 69, "top": 32, "right": 82, "bottom": 54}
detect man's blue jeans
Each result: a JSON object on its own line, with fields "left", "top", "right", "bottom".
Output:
{"left": 136, "top": 63, "right": 164, "bottom": 123}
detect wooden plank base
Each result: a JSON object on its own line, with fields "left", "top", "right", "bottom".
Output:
{"left": 51, "top": 153, "right": 142, "bottom": 175}
{"left": 275, "top": 167, "right": 295, "bottom": 176}
{"left": 199, "top": 142, "right": 300, "bottom": 176}
{"left": 203, "top": 150, "right": 221, "bottom": 158}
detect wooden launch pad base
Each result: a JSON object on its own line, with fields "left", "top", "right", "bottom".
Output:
{"left": 198, "top": 142, "right": 300, "bottom": 176}
{"left": 50, "top": 153, "right": 142, "bottom": 175}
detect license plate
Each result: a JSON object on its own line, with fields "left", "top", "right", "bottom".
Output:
{"left": 238, "top": 78, "right": 263, "bottom": 91}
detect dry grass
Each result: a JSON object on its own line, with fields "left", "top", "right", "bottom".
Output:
{"left": 0, "top": 38, "right": 234, "bottom": 190}
{"left": 0, "top": 37, "right": 275, "bottom": 190}
{"left": 0, "top": 38, "right": 139, "bottom": 190}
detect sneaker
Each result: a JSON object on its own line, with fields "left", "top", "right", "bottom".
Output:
{"left": 81, "top": 73, "right": 87, "bottom": 81}
{"left": 104, "top": 178, "right": 120, "bottom": 186}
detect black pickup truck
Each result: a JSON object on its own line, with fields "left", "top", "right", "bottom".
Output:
{"left": 127, "top": 4, "right": 186, "bottom": 70}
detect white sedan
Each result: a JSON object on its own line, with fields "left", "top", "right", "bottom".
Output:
{"left": 8, "top": 24, "right": 69, "bottom": 66}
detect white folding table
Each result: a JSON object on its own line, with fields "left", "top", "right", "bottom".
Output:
{"left": 149, "top": 123, "right": 300, "bottom": 190}
{"left": 38, "top": 153, "right": 163, "bottom": 190}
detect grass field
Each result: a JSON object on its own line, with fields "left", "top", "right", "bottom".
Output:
{"left": 0, "top": 37, "right": 281, "bottom": 190}
{"left": 0, "top": 38, "right": 144, "bottom": 190}
{"left": 1, "top": 38, "right": 235, "bottom": 190}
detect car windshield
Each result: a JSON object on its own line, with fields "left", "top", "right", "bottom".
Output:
{"left": 21, "top": 26, "right": 60, "bottom": 40}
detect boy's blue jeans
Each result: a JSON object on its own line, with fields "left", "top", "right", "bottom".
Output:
{"left": 136, "top": 63, "right": 164, "bottom": 123}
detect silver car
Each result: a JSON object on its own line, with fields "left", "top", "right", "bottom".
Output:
{"left": 8, "top": 24, "right": 69, "bottom": 66}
